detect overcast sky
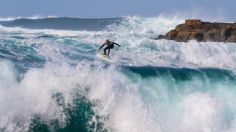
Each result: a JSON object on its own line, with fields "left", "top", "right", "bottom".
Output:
{"left": 0, "top": 0, "right": 235, "bottom": 20}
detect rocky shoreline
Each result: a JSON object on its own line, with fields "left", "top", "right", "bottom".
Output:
{"left": 156, "top": 19, "right": 236, "bottom": 42}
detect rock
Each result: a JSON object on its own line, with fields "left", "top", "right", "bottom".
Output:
{"left": 185, "top": 19, "right": 202, "bottom": 25}
{"left": 190, "top": 32, "right": 204, "bottom": 42}
{"left": 203, "top": 30, "right": 219, "bottom": 42}
{"left": 166, "top": 30, "right": 178, "bottom": 40}
{"left": 156, "top": 19, "right": 236, "bottom": 43}
{"left": 227, "top": 30, "right": 236, "bottom": 42}
{"left": 175, "top": 31, "right": 191, "bottom": 42}
{"left": 155, "top": 34, "right": 166, "bottom": 40}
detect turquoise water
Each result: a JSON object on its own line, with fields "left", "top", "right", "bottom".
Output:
{"left": 0, "top": 16, "right": 236, "bottom": 132}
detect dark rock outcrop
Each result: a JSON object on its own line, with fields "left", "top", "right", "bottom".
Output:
{"left": 156, "top": 19, "right": 236, "bottom": 42}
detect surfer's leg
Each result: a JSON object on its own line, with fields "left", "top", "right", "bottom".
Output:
{"left": 105, "top": 45, "right": 113, "bottom": 56}
{"left": 103, "top": 49, "right": 106, "bottom": 55}
{"left": 107, "top": 49, "right": 111, "bottom": 56}
{"left": 104, "top": 46, "right": 109, "bottom": 55}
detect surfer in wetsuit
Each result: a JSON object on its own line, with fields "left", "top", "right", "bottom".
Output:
{"left": 98, "top": 39, "right": 120, "bottom": 56}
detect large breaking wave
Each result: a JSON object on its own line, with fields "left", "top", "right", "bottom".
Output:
{"left": 0, "top": 16, "right": 236, "bottom": 132}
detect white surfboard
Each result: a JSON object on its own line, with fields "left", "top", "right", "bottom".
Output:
{"left": 96, "top": 53, "right": 116, "bottom": 63}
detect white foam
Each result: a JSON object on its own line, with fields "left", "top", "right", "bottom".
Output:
{"left": 0, "top": 60, "right": 16, "bottom": 86}
{"left": 1, "top": 59, "right": 236, "bottom": 131}
{"left": 1, "top": 15, "right": 236, "bottom": 70}
{"left": 0, "top": 61, "right": 66, "bottom": 131}
{"left": 0, "top": 15, "right": 58, "bottom": 21}
{"left": 1, "top": 15, "right": 236, "bottom": 132}
{"left": 0, "top": 57, "right": 167, "bottom": 132}
{"left": 179, "top": 93, "right": 225, "bottom": 132}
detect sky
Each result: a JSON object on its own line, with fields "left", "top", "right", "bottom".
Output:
{"left": 0, "top": 0, "right": 235, "bottom": 20}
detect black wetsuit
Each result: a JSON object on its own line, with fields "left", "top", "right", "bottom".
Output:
{"left": 99, "top": 41, "right": 120, "bottom": 56}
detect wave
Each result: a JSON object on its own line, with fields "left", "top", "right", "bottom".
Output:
{"left": 1, "top": 15, "right": 236, "bottom": 132}
{"left": 124, "top": 66, "right": 236, "bottom": 81}
{"left": 0, "top": 17, "right": 123, "bottom": 31}
{"left": 1, "top": 60, "right": 236, "bottom": 132}
{"left": 0, "top": 15, "right": 58, "bottom": 21}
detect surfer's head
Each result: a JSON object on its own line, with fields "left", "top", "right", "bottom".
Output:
{"left": 105, "top": 39, "right": 110, "bottom": 44}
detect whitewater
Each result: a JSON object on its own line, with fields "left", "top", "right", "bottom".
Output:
{"left": 0, "top": 16, "right": 236, "bottom": 132}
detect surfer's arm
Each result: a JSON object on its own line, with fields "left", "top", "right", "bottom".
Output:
{"left": 99, "top": 44, "right": 105, "bottom": 51}
{"left": 113, "top": 43, "right": 121, "bottom": 47}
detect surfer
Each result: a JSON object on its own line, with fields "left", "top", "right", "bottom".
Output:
{"left": 98, "top": 39, "right": 120, "bottom": 56}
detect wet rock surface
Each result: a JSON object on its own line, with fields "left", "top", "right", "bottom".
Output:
{"left": 156, "top": 19, "right": 236, "bottom": 42}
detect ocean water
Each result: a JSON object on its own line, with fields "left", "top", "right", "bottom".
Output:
{"left": 0, "top": 16, "right": 236, "bottom": 132}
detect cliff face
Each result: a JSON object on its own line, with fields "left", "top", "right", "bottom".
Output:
{"left": 156, "top": 19, "right": 236, "bottom": 42}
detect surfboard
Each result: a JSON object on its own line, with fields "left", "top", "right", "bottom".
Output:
{"left": 96, "top": 53, "right": 115, "bottom": 63}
